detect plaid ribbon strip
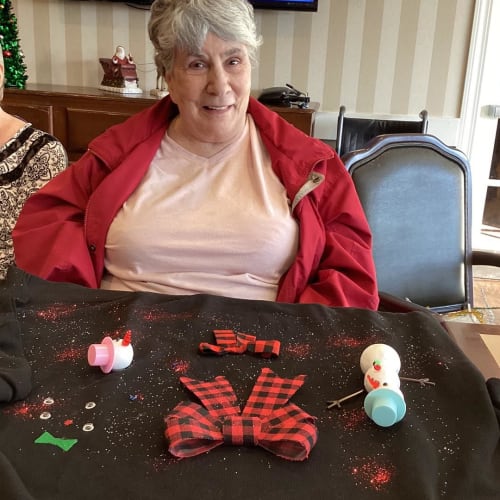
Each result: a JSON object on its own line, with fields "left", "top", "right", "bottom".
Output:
{"left": 199, "top": 329, "right": 280, "bottom": 358}
{"left": 165, "top": 367, "right": 318, "bottom": 461}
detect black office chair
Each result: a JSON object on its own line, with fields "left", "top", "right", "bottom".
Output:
{"left": 336, "top": 106, "right": 429, "bottom": 159}
{"left": 342, "top": 133, "right": 500, "bottom": 314}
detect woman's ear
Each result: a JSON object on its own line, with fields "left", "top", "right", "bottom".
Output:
{"left": 164, "top": 71, "right": 176, "bottom": 102}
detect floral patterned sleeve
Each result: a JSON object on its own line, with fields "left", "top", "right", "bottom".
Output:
{"left": 0, "top": 125, "right": 68, "bottom": 279}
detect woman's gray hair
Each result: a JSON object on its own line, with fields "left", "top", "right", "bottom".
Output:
{"left": 148, "top": 0, "right": 262, "bottom": 76}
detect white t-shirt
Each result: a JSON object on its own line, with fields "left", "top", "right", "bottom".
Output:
{"left": 100, "top": 115, "right": 298, "bottom": 301}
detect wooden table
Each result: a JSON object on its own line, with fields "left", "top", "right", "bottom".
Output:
{"left": 444, "top": 321, "right": 500, "bottom": 379}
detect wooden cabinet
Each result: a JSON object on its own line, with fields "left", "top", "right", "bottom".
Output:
{"left": 3, "top": 84, "right": 158, "bottom": 162}
{"left": 3, "top": 84, "right": 317, "bottom": 161}
{"left": 267, "top": 103, "right": 318, "bottom": 136}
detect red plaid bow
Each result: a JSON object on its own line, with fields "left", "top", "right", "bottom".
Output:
{"left": 199, "top": 329, "right": 280, "bottom": 358}
{"left": 165, "top": 367, "right": 318, "bottom": 461}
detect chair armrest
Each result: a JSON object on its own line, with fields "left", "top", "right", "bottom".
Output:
{"left": 378, "top": 292, "right": 446, "bottom": 329}
{"left": 472, "top": 250, "right": 500, "bottom": 267}
{"left": 377, "top": 291, "right": 440, "bottom": 317}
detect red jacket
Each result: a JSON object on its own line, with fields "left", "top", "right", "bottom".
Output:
{"left": 13, "top": 97, "right": 378, "bottom": 309}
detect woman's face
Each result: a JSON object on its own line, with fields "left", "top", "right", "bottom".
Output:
{"left": 165, "top": 32, "right": 252, "bottom": 152}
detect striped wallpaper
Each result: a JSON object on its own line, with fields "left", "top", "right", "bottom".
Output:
{"left": 12, "top": 0, "right": 474, "bottom": 119}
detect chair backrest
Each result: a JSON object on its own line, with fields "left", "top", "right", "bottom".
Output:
{"left": 336, "top": 106, "right": 429, "bottom": 158}
{"left": 342, "top": 134, "right": 473, "bottom": 313}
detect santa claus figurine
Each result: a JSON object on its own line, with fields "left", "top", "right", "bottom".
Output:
{"left": 99, "top": 45, "right": 142, "bottom": 94}
{"left": 112, "top": 45, "right": 134, "bottom": 66}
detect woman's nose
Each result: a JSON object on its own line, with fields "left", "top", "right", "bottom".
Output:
{"left": 206, "top": 66, "right": 230, "bottom": 95}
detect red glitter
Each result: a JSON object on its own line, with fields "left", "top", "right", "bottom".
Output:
{"left": 3, "top": 400, "right": 48, "bottom": 420}
{"left": 64, "top": 419, "right": 74, "bottom": 426}
{"left": 339, "top": 407, "right": 366, "bottom": 430}
{"left": 55, "top": 346, "right": 87, "bottom": 362}
{"left": 326, "top": 336, "right": 367, "bottom": 348}
{"left": 142, "top": 310, "right": 193, "bottom": 321}
{"left": 36, "top": 304, "right": 78, "bottom": 320}
{"left": 284, "top": 343, "right": 311, "bottom": 358}
{"left": 103, "top": 329, "right": 130, "bottom": 340}
{"left": 171, "top": 359, "right": 190, "bottom": 374}
{"left": 351, "top": 459, "right": 394, "bottom": 491}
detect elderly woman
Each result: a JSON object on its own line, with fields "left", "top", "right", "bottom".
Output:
{"left": 13, "top": 0, "right": 378, "bottom": 309}
{"left": 0, "top": 49, "right": 67, "bottom": 280}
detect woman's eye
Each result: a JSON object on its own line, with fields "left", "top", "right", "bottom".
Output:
{"left": 189, "top": 61, "right": 206, "bottom": 70}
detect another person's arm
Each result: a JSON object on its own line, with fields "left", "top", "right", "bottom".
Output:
{"left": 0, "top": 131, "right": 67, "bottom": 280}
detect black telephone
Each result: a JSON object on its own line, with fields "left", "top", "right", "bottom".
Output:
{"left": 258, "top": 83, "right": 310, "bottom": 108}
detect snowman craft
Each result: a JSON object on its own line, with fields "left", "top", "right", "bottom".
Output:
{"left": 327, "top": 343, "right": 434, "bottom": 427}
{"left": 88, "top": 331, "right": 134, "bottom": 373}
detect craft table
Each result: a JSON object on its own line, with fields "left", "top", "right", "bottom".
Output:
{"left": 0, "top": 268, "right": 499, "bottom": 500}
{"left": 444, "top": 320, "right": 500, "bottom": 380}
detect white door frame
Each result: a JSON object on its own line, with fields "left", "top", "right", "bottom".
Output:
{"left": 458, "top": 0, "right": 500, "bottom": 245}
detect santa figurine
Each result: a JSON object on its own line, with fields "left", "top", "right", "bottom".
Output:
{"left": 112, "top": 45, "right": 134, "bottom": 66}
{"left": 99, "top": 45, "right": 142, "bottom": 94}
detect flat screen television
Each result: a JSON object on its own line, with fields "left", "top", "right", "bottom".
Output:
{"left": 249, "top": 0, "right": 318, "bottom": 11}
{"left": 103, "top": 1, "right": 318, "bottom": 12}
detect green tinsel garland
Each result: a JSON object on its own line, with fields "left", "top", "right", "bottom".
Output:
{"left": 0, "top": 0, "right": 28, "bottom": 88}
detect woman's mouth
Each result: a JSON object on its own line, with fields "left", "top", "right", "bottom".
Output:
{"left": 204, "top": 105, "right": 231, "bottom": 111}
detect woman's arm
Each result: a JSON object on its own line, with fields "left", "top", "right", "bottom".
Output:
{"left": 13, "top": 151, "right": 107, "bottom": 288}
{"left": 296, "top": 160, "right": 379, "bottom": 310}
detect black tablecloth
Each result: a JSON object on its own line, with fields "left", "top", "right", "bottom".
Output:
{"left": 1, "top": 268, "right": 499, "bottom": 499}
